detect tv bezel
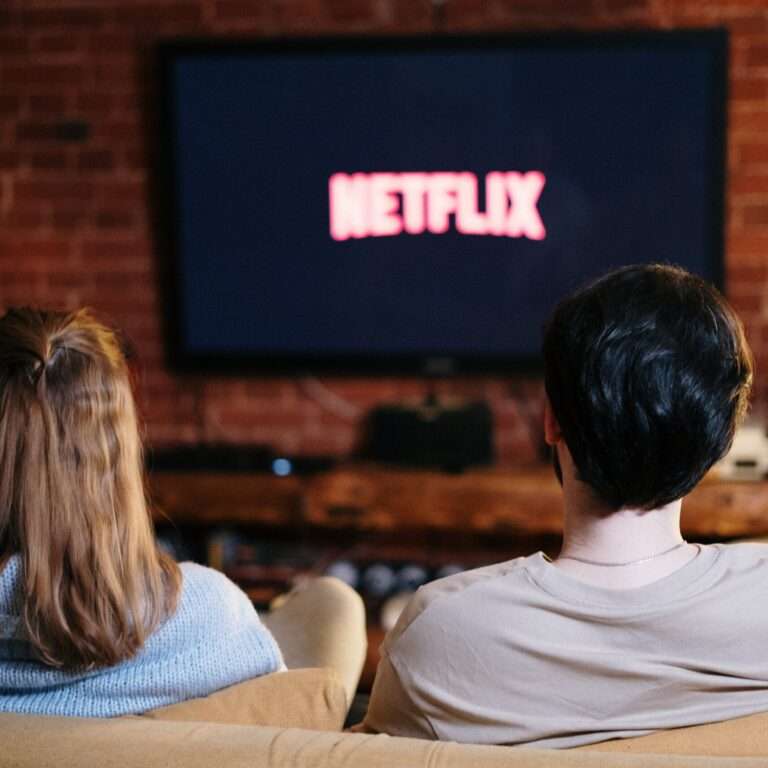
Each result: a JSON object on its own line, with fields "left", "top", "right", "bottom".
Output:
{"left": 155, "top": 29, "right": 728, "bottom": 376}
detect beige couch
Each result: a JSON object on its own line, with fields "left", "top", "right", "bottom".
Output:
{"left": 4, "top": 703, "right": 768, "bottom": 767}
{"left": 2, "top": 577, "right": 768, "bottom": 766}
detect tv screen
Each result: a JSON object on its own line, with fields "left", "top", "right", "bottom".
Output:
{"left": 157, "top": 31, "right": 726, "bottom": 374}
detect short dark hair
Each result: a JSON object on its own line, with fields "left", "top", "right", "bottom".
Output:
{"left": 543, "top": 264, "right": 753, "bottom": 510}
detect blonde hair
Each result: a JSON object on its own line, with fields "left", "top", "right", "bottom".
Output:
{"left": 0, "top": 308, "right": 180, "bottom": 669}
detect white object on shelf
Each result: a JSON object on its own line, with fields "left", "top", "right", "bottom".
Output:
{"left": 716, "top": 423, "right": 768, "bottom": 481}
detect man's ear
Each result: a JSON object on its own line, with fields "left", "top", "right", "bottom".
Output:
{"left": 543, "top": 398, "right": 562, "bottom": 446}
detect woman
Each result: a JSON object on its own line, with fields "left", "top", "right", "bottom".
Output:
{"left": 0, "top": 308, "right": 284, "bottom": 717}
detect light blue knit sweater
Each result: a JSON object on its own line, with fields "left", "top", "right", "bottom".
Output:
{"left": 0, "top": 557, "right": 284, "bottom": 717}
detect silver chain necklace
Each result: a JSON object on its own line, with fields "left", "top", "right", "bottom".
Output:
{"left": 556, "top": 541, "right": 689, "bottom": 567}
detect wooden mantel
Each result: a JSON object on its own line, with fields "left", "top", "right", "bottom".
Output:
{"left": 149, "top": 464, "right": 768, "bottom": 540}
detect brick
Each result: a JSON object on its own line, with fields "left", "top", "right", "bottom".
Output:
{"left": 443, "top": 0, "right": 495, "bottom": 26}
{"left": 0, "top": 151, "right": 18, "bottom": 170}
{"left": 739, "top": 143, "right": 768, "bottom": 165}
{"left": 731, "top": 110, "right": 768, "bottom": 135}
{"left": 45, "top": 119, "right": 89, "bottom": 144}
{"left": 731, "top": 293, "right": 764, "bottom": 315}
{"left": 34, "top": 33, "right": 86, "bottom": 55}
{"left": 320, "top": 379, "right": 396, "bottom": 401}
{"left": 139, "top": 370, "right": 178, "bottom": 393}
{"left": 212, "top": 406, "right": 306, "bottom": 429}
{"left": 29, "top": 151, "right": 69, "bottom": 170}
{"left": 123, "top": 149, "right": 146, "bottom": 170}
{"left": 51, "top": 206, "right": 89, "bottom": 230}
{"left": 728, "top": 235, "right": 768, "bottom": 255}
{"left": 27, "top": 93, "right": 68, "bottom": 114}
{"left": 729, "top": 263, "right": 768, "bottom": 283}
{"left": 92, "top": 121, "right": 143, "bottom": 143}
{"left": 3, "top": 65, "right": 85, "bottom": 88}
{"left": 42, "top": 269, "right": 82, "bottom": 288}
{"left": 0, "top": 238, "right": 75, "bottom": 265}
{"left": 726, "top": 15, "right": 768, "bottom": 36}
{"left": 326, "top": 0, "right": 380, "bottom": 23}
{"left": 743, "top": 203, "right": 768, "bottom": 228}
{"left": 110, "top": 4, "right": 202, "bottom": 27}
{"left": 145, "top": 423, "right": 202, "bottom": 444}
{"left": 87, "top": 33, "right": 135, "bottom": 54}
{"left": 732, "top": 77, "right": 768, "bottom": 102}
{"left": 16, "top": 122, "right": 58, "bottom": 142}
{"left": 18, "top": 8, "right": 105, "bottom": 27}
{"left": 390, "top": 0, "right": 431, "bottom": 28}
{"left": 77, "top": 93, "right": 113, "bottom": 113}
{"left": 81, "top": 239, "right": 151, "bottom": 268}
{"left": 272, "top": 0, "right": 326, "bottom": 25}
{"left": 601, "top": 0, "right": 650, "bottom": 10}
{"left": 94, "top": 209, "right": 139, "bottom": 229}
{"left": 0, "top": 34, "right": 30, "bottom": 55}
{"left": 77, "top": 150, "right": 115, "bottom": 171}
{"left": 496, "top": 0, "right": 597, "bottom": 15}
{"left": 93, "top": 179, "right": 146, "bottom": 205}
{"left": 142, "top": 391, "right": 198, "bottom": 416}
{"left": 709, "top": 0, "right": 768, "bottom": 8}
{"left": 496, "top": 442, "right": 538, "bottom": 466}
{"left": 86, "top": 290, "right": 157, "bottom": 314}
{"left": 212, "top": 1, "right": 272, "bottom": 23}
{"left": 113, "top": 93, "right": 141, "bottom": 114}
{"left": 203, "top": 378, "right": 293, "bottom": 401}
{"left": 731, "top": 175, "right": 768, "bottom": 196}
{"left": 739, "top": 315, "right": 761, "bottom": 338}
{"left": 15, "top": 179, "right": 94, "bottom": 201}
{"left": 2, "top": 205, "right": 48, "bottom": 229}
{"left": 125, "top": 334, "right": 164, "bottom": 359}
{"left": 747, "top": 44, "right": 768, "bottom": 68}
{"left": 0, "top": 94, "right": 20, "bottom": 115}
{"left": 91, "top": 268, "right": 155, "bottom": 290}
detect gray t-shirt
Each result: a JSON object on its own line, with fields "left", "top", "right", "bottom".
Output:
{"left": 363, "top": 543, "right": 768, "bottom": 748}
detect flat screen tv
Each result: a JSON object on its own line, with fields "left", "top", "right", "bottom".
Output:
{"left": 157, "top": 30, "right": 727, "bottom": 374}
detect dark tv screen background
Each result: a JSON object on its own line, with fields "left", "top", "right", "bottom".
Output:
{"left": 161, "top": 34, "right": 725, "bottom": 371}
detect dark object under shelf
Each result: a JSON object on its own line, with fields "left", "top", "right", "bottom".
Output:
{"left": 365, "top": 400, "right": 493, "bottom": 472}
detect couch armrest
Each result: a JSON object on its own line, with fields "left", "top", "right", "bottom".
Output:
{"left": 577, "top": 710, "right": 768, "bottom": 756}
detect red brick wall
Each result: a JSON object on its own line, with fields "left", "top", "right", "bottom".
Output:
{"left": 1, "top": 0, "right": 766, "bottom": 462}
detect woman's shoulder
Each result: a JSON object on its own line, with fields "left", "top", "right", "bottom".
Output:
{"left": 112, "top": 562, "right": 282, "bottom": 707}
{"left": 178, "top": 560, "right": 240, "bottom": 591}
{"left": 173, "top": 562, "right": 259, "bottom": 628}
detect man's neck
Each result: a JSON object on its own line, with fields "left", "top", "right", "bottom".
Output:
{"left": 552, "top": 449, "right": 696, "bottom": 588}
{"left": 560, "top": 476, "right": 685, "bottom": 563}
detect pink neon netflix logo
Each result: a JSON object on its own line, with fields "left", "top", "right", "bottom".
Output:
{"left": 329, "top": 171, "right": 546, "bottom": 241}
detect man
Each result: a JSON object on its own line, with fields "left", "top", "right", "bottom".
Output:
{"left": 359, "top": 264, "right": 765, "bottom": 748}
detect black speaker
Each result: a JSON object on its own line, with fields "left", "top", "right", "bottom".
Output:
{"left": 366, "top": 400, "right": 493, "bottom": 471}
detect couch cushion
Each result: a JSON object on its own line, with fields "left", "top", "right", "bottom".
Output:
{"left": 140, "top": 667, "right": 347, "bottom": 731}
{"left": 1, "top": 713, "right": 765, "bottom": 768}
{"left": 577, "top": 711, "right": 768, "bottom": 756}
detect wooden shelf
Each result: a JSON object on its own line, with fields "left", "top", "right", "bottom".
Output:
{"left": 149, "top": 464, "right": 768, "bottom": 539}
